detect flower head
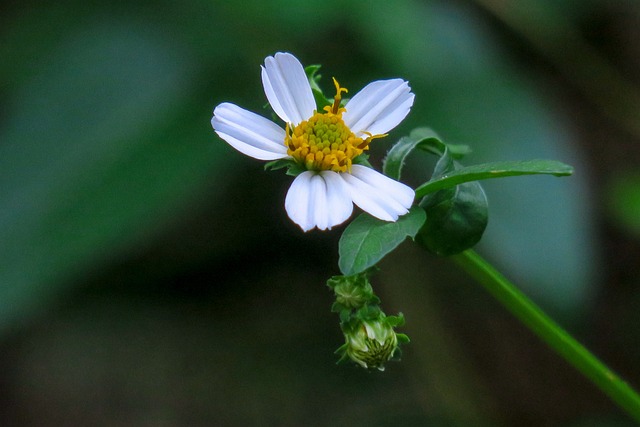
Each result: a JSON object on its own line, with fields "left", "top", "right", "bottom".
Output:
{"left": 211, "top": 52, "right": 415, "bottom": 231}
{"left": 342, "top": 318, "right": 400, "bottom": 371}
{"left": 327, "top": 272, "right": 379, "bottom": 310}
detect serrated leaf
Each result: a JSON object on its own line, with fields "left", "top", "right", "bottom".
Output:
{"left": 417, "top": 181, "right": 488, "bottom": 256}
{"left": 383, "top": 127, "right": 470, "bottom": 181}
{"left": 409, "top": 127, "right": 471, "bottom": 158}
{"left": 264, "top": 158, "right": 304, "bottom": 176}
{"left": 264, "top": 158, "right": 294, "bottom": 171}
{"left": 352, "top": 153, "right": 373, "bottom": 168}
{"left": 338, "top": 206, "right": 427, "bottom": 276}
{"left": 415, "top": 150, "right": 488, "bottom": 255}
{"left": 383, "top": 128, "right": 443, "bottom": 180}
{"left": 415, "top": 159, "right": 574, "bottom": 198}
{"left": 383, "top": 136, "right": 432, "bottom": 181}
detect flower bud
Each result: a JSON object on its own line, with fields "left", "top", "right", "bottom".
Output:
{"left": 327, "top": 273, "right": 379, "bottom": 310}
{"left": 343, "top": 318, "right": 399, "bottom": 371}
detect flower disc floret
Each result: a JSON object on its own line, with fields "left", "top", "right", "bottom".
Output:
{"left": 286, "top": 109, "right": 366, "bottom": 173}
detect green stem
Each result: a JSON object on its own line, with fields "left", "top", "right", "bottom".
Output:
{"left": 452, "top": 249, "right": 640, "bottom": 422}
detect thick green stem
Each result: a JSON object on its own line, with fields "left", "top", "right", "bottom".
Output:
{"left": 452, "top": 249, "right": 640, "bottom": 422}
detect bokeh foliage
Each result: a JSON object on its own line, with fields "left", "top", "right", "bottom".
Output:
{"left": 1, "top": 0, "right": 638, "bottom": 425}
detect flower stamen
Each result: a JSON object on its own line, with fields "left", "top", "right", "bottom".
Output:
{"left": 285, "top": 79, "right": 387, "bottom": 173}
{"left": 330, "top": 77, "right": 348, "bottom": 114}
{"left": 360, "top": 131, "right": 388, "bottom": 149}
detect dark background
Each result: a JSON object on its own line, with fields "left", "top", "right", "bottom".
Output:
{"left": 1, "top": 0, "right": 640, "bottom": 425}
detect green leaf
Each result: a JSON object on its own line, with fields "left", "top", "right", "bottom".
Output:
{"left": 383, "top": 136, "right": 430, "bottom": 181}
{"left": 355, "top": 305, "right": 383, "bottom": 321}
{"left": 415, "top": 159, "right": 574, "bottom": 198}
{"left": 409, "top": 127, "right": 471, "bottom": 158}
{"left": 338, "top": 206, "right": 427, "bottom": 276}
{"left": 264, "top": 158, "right": 304, "bottom": 176}
{"left": 352, "top": 153, "right": 373, "bottom": 168}
{"left": 383, "top": 127, "right": 470, "bottom": 181}
{"left": 415, "top": 150, "right": 488, "bottom": 256}
{"left": 396, "top": 333, "right": 410, "bottom": 344}
{"left": 385, "top": 314, "right": 406, "bottom": 327}
{"left": 305, "top": 64, "right": 332, "bottom": 111}
{"left": 264, "top": 158, "right": 293, "bottom": 171}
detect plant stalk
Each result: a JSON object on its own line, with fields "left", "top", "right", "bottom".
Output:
{"left": 452, "top": 249, "right": 640, "bottom": 422}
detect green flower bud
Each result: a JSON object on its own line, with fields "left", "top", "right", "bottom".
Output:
{"left": 327, "top": 273, "right": 379, "bottom": 310}
{"left": 343, "top": 318, "right": 399, "bottom": 371}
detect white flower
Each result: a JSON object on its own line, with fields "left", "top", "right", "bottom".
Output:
{"left": 211, "top": 52, "right": 415, "bottom": 232}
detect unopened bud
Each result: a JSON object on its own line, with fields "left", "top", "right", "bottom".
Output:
{"left": 343, "top": 318, "right": 399, "bottom": 371}
{"left": 327, "top": 273, "right": 379, "bottom": 310}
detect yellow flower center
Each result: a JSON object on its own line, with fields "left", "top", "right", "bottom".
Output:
{"left": 285, "top": 78, "right": 385, "bottom": 173}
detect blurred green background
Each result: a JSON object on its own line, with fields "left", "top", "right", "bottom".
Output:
{"left": 1, "top": 0, "right": 640, "bottom": 425}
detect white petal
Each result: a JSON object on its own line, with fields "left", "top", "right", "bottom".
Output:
{"left": 320, "top": 171, "right": 354, "bottom": 228}
{"left": 343, "top": 79, "right": 414, "bottom": 137}
{"left": 211, "top": 102, "right": 288, "bottom": 161}
{"left": 285, "top": 171, "right": 353, "bottom": 232}
{"left": 261, "top": 52, "right": 316, "bottom": 126}
{"left": 341, "top": 165, "right": 414, "bottom": 221}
